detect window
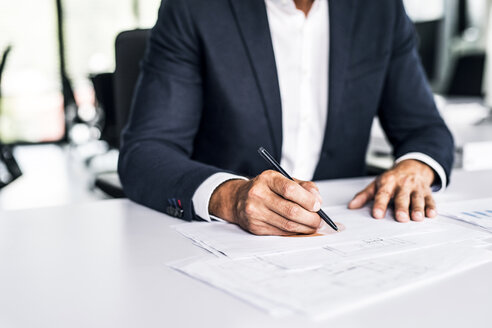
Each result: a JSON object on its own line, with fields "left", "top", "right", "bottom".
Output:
{"left": 0, "top": 0, "right": 161, "bottom": 144}
{"left": 0, "top": 0, "right": 64, "bottom": 143}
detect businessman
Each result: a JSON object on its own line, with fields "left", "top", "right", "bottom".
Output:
{"left": 119, "top": 0, "right": 454, "bottom": 235}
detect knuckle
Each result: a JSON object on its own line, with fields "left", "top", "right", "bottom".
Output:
{"left": 402, "top": 176, "right": 416, "bottom": 188}
{"left": 394, "top": 195, "right": 410, "bottom": 206}
{"left": 243, "top": 202, "right": 256, "bottom": 217}
{"left": 285, "top": 204, "right": 299, "bottom": 218}
{"left": 394, "top": 195, "right": 408, "bottom": 206}
{"left": 395, "top": 189, "right": 410, "bottom": 199}
{"left": 260, "top": 170, "right": 275, "bottom": 180}
{"left": 394, "top": 196, "right": 408, "bottom": 205}
{"left": 373, "top": 199, "right": 388, "bottom": 209}
{"left": 381, "top": 174, "right": 395, "bottom": 185}
{"left": 282, "top": 183, "right": 297, "bottom": 198}
{"left": 247, "top": 185, "right": 263, "bottom": 199}
{"left": 303, "top": 181, "right": 317, "bottom": 190}
{"left": 376, "top": 189, "right": 391, "bottom": 199}
{"left": 282, "top": 220, "right": 297, "bottom": 232}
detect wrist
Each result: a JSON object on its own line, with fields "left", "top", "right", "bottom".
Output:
{"left": 209, "top": 179, "right": 247, "bottom": 223}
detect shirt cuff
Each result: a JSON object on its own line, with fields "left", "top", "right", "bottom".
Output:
{"left": 395, "top": 152, "right": 447, "bottom": 192}
{"left": 191, "top": 172, "right": 248, "bottom": 222}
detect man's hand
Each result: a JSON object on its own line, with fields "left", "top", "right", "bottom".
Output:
{"left": 348, "top": 160, "right": 437, "bottom": 222}
{"left": 209, "top": 170, "right": 323, "bottom": 235}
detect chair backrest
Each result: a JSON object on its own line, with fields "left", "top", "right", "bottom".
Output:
{"left": 113, "top": 29, "right": 151, "bottom": 147}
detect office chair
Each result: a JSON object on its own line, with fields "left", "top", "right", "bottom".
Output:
{"left": 93, "top": 29, "right": 150, "bottom": 198}
{"left": 114, "top": 29, "right": 151, "bottom": 146}
{"left": 0, "top": 45, "right": 22, "bottom": 189}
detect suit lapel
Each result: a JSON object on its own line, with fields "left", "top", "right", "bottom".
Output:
{"left": 229, "top": 0, "right": 283, "bottom": 159}
{"left": 315, "top": 0, "right": 357, "bottom": 177}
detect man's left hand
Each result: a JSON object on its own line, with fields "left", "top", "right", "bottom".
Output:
{"left": 348, "top": 159, "right": 437, "bottom": 222}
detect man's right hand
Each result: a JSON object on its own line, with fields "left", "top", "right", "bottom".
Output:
{"left": 208, "top": 170, "right": 323, "bottom": 236}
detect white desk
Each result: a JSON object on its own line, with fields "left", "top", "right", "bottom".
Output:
{"left": 0, "top": 145, "right": 103, "bottom": 211}
{"left": 1, "top": 169, "right": 491, "bottom": 328}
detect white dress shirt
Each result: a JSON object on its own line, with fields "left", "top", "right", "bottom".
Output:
{"left": 191, "top": 0, "right": 446, "bottom": 221}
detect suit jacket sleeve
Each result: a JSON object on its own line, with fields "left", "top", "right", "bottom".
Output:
{"left": 118, "top": 0, "right": 223, "bottom": 220}
{"left": 378, "top": 1, "right": 454, "bottom": 185}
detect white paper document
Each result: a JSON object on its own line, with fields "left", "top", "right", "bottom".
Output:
{"left": 170, "top": 241, "right": 492, "bottom": 320}
{"left": 259, "top": 227, "right": 489, "bottom": 271}
{"left": 174, "top": 206, "right": 456, "bottom": 259}
{"left": 170, "top": 203, "right": 492, "bottom": 320}
{"left": 439, "top": 198, "right": 492, "bottom": 232}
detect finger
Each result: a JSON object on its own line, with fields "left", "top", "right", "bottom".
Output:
{"left": 298, "top": 180, "right": 322, "bottom": 201}
{"left": 264, "top": 209, "right": 319, "bottom": 234}
{"left": 267, "top": 174, "right": 321, "bottom": 212}
{"left": 296, "top": 179, "right": 319, "bottom": 192}
{"left": 349, "top": 181, "right": 376, "bottom": 209}
{"left": 267, "top": 195, "right": 321, "bottom": 230}
{"left": 393, "top": 186, "right": 411, "bottom": 222}
{"left": 372, "top": 186, "right": 395, "bottom": 219}
{"left": 298, "top": 181, "right": 322, "bottom": 203}
{"left": 245, "top": 220, "right": 299, "bottom": 236}
{"left": 425, "top": 195, "right": 437, "bottom": 218}
{"left": 239, "top": 201, "right": 302, "bottom": 236}
{"left": 410, "top": 191, "right": 425, "bottom": 221}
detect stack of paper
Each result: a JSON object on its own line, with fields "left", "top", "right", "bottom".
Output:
{"left": 169, "top": 203, "right": 492, "bottom": 320}
{"left": 170, "top": 240, "right": 491, "bottom": 320}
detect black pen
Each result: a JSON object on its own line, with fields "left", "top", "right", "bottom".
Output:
{"left": 258, "top": 147, "right": 339, "bottom": 232}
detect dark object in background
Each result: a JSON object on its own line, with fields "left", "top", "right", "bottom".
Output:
{"left": 0, "top": 145, "right": 22, "bottom": 189}
{"left": 0, "top": 45, "right": 22, "bottom": 189}
{"left": 114, "top": 29, "right": 150, "bottom": 147}
{"left": 414, "top": 19, "right": 441, "bottom": 83}
{"left": 90, "top": 29, "right": 150, "bottom": 150}
{"left": 91, "top": 73, "right": 118, "bottom": 148}
{"left": 445, "top": 0, "right": 485, "bottom": 97}
{"left": 94, "top": 172, "right": 125, "bottom": 198}
{"left": 0, "top": 45, "right": 12, "bottom": 99}
{"left": 447, "top": 53, "right": 486, "bottom": 97}
{"left": 91, "top": 29, "right": 150, "bottom": 198}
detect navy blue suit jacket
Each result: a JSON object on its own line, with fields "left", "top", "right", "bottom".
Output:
{"left": 118, "top": 0, "right": 454, "bottom": 220}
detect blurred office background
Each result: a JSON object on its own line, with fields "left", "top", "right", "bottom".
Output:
{"left": 1, "top": 0, "right": 492, "bottom": 211}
